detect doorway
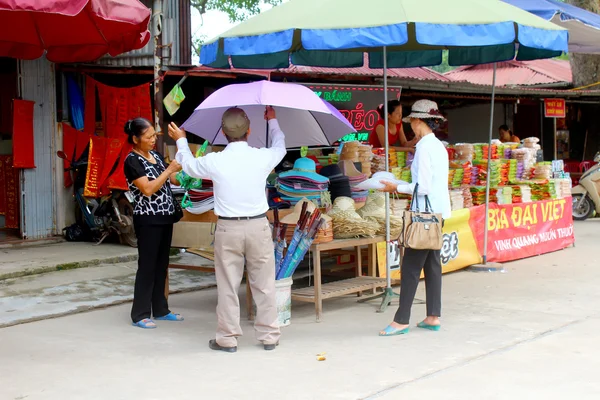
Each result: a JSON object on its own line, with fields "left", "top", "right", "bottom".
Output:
{"left": 0, "top": 57, "right": 20, "bottom": 242}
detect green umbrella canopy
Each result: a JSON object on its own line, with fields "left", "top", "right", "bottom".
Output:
{"left": 200, "top": 0, "right": 568, "bottom": 69}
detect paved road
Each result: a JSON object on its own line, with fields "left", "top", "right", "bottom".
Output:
{"left": 1, "top": 221, "right": 599, "bottom": 400}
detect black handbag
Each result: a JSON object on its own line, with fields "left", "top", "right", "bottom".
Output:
{"left": 172, "top": 192, "right": 184, "bottom": 223}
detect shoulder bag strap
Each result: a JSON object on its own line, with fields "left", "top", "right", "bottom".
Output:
{"left": 410, "top": 183, "right": 420, "bottom": 212}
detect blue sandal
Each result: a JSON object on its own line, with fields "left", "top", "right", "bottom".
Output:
{"left": 132, "top": 318, "right": 156, "bottom": 329}
{"left": 379, "top": 325, "right": 410, "bottom": 336}
{"left": 417, "top": 321, "right": 441, "bottom": 331}
{"left": 155, "top": 312, "right": 184, "bottom": 321}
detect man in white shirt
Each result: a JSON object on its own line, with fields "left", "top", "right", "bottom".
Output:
{"left": 169, "top": 106, "right": 286, "bottom": 352}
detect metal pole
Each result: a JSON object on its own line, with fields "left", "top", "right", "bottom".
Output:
{"left": 482, "top": 63, "right": 497, "bottom": 265}
{"left": 153, "top": 0, "right": 164, "bottom": 148}
{"left": 553, "top": 117, "right": 557, "bottom": 160}
{"left": 383, "top": 46, "right": 391, "bottom": 290}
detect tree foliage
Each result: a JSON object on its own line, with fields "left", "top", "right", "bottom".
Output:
{"left": 191, "top": 0, "right": 282, "bottom": 23}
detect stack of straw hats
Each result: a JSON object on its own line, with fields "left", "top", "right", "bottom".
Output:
{"left": 327, "top": 196, "right": 378, "bottom": 239}
{"left": 357, "top": 192, "right": 403, "bottom": 238}
{"left": 358, "top": 144, "right": 373, "bottom": 177}
{"left": 339, "top": 141, "right": 360, "bottom": 161}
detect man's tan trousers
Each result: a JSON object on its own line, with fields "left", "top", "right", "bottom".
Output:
{"left": 214, "top": 217, "right": 281, "bottom": 347}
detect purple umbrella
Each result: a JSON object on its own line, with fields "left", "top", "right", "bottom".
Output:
{"left": 181, "top": 81, "right": 356, "bottom": 149}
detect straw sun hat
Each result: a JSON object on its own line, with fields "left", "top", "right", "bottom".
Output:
{"left": 328, "top": 196, "right": 378, "bottom": 239}
{"left": 402, "top": 99, "right": 446, "bottom": 123}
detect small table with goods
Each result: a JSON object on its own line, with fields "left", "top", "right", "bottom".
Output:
{"left": 169, "top": 210, "right": 386, "bottom": 322}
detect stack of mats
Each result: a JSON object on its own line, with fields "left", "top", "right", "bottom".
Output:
{"left": 454, "top": 143, "right": 474, "bottom": 162}
{"left": 557, "top": 179, "right": 572, "bottom": 198}
{"left": 497, "top": 186, "right": 513, "bottom": 205}
{"left": 450, "top": 189, "right": 464, "bottom": 211}
{"left": 508, "top": 159, "right": 518, "bottom": 183}
{"left": 471, "top": 186, "right": 498, "bottom": 205}
{"left": 533, "top": 162, "right": 552, "bottom": 180}
{"left": 450, "top": 168, "right": 464, "bottom": 188}
{"left": 462, "top": 186, "right": 474, "bottom": 208}
{"left": 339, "top": 160, "right": 369, "bottom": 203}
{"left": 371, "top": 154, "right": 386, "bottom": 173}
{"left": 276, "top": 157, "right": 329, "bottom": 206}
{"left": 462, "top": 162, "right": 472, "bottom": 185}
{"left": 397, "top": 151, "right": 408, "bottom": 168}
{"left": 185, "top": 180, "right": 215, "bottom": 215}
{"left": 388, "top": 152, "right": 398, "bottom": 168}
{"left": 482, "top": 144, "right": 499, "bottom": 160}
{"left": 400, "top": 168, "right": 412, "bottom": 183}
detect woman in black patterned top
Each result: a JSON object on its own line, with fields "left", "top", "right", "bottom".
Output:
{"left": 123, "top": 118, "right": 183, "bottom": 329}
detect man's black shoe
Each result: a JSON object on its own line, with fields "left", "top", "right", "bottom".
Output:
{"left": 209, "top": 339, "right": 237, "bottom": 353}
{"left": 263, "top": 342, "right": 279, "bottom": 351}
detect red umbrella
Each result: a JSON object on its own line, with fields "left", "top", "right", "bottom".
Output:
{"left": 0, "top": 0, "right": 151, "bottom": 63}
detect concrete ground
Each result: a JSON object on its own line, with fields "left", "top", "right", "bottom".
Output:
{"left": 1, "top": 221, "right": 599, "bottom": 400}
{"left": 0, "top": 241, "right": 138, "bottom": 280}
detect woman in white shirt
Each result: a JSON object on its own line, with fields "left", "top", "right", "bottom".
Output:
{"left": 378, "top": 99, "right": 451, "bottom": 336}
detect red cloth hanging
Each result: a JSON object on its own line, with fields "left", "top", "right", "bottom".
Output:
{"left": 83, "top": 136, "right": 106, "bottom": 198}
{"left": 84, "top": 77, "right": 96, "bottom": 137}
{"left": 97, "top": 81, "right": 152, "bottom": 139}
{"left": 62, "top": 123, "right": 78, "bottom": 188}
{"left": 12, "top": 99, "right": 36, "bottom": 169}
{"left": 0, "top": 156, "right": 5, "bottom": 215}
{"left": 1, "top": 155, "right": 19, "bottom": 228}
{"left": 98, "top": 137, "right": 125, "bottom": 194}
{"left": 107, "top": 142, "right": 132, "bottom": 191}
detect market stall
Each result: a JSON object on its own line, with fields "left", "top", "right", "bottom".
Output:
{"left": 170, "top": 133, "right": 575, "bottom": 321}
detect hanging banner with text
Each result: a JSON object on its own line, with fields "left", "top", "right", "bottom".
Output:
{"left": 303, "top": 84, "right": 402, "bottom": 144}
{"left": 377, "top": 198, "right": 573, "bottom": 278}
{"left": 469, "top": 197, "right": 574, "bottom": 263}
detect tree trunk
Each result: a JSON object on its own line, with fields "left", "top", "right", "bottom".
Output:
{"left": 566, "top": 0, "right": 600, "bottom": 87}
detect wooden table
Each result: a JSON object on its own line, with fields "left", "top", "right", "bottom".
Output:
{"left": 291, "top": 236, "right": 386, "bottom": 322}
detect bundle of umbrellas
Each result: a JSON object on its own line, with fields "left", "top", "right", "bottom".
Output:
{"left": 273, "top": 205, "right": 326, "bottom": 280}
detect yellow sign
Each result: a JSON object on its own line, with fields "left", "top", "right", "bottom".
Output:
{"left": 377, "top": 208, "right": 482, "bottom": 280}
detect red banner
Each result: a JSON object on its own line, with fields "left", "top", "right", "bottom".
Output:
{"left": 107, "top": 142, "right": 133, "bottom": 191}
{"left": 12, "top": 99, "right": 36, "bottom": 169}
{"left": 84, "top": 77, "right": 97, "bottom": 136}
{"left": 83, "top": 136, "right": 107, "bottom": 197}
{"left": 1, "top": 156, "right": 20, "bottom": 229}
{"left": 469, "top": 198, "right": 574, "bottom": 263}
{"left": 97, "top": 81, "right": 152, "bottom": 139}
{"left": 0, "top": 156, "right": 5, "bottom": 215}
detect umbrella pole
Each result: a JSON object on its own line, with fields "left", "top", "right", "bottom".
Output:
{"left": 356, "top": 47, "right": 399, "bottom": 311}
{"left": 482, "top": 63, "right": 497, "bottom": 265}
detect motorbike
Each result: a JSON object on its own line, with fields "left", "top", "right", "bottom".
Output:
{"left": 571, "top": 152, "right": 600, "bottom": 221}
{"left": 57, "top": 149, "right": 137, "bottom": 247}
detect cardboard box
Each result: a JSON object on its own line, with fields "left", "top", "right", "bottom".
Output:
{"left": 171, "top": 221, "right": 215, "bottom": 249}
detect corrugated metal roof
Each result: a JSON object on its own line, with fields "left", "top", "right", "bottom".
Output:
{"left": 278, "top": 63, "right": 450, "bottom": 82}
{"left": 445, "top": 59, "right": 572, "bottom": 87}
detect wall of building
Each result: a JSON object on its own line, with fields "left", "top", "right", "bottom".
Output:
{"left": 445, "top": 103, "right": 506, "bottom": 144}
{"left": 96, "top": 0, "right": 190, "bottom": 67}
{"left": 20, "top": 58, "right": 58, "bottom": 239}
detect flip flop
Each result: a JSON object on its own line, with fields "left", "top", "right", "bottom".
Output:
{"left": 132, "top": 318, "right": 156, "bottom": 329}
{"left": 417, "top": 321, "right": 441, "bottom": 331}
{"left": 155, "top": 312, "right": 184, "bottom": 321}
{"left": 379, "top": 325, "right": 410, "bottom": 336}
